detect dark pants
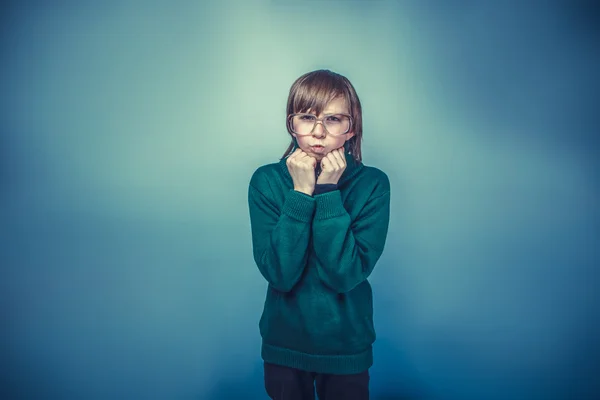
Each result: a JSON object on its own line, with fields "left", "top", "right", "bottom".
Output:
{"left": 264, "top": 362, "right": 370, "bottom": 400}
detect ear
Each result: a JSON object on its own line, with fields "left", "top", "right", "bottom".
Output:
{"left": 345, "top": 131, "right": 355, "bottom": 140}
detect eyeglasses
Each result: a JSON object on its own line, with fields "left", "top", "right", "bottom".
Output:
{"left": 288, "top": 113, "right": 353, "bottom": 136}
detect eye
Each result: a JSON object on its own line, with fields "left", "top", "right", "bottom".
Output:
{"left": 299, "top": 115, "right": 315, "bottom": 121}
{"left": 326, "top": 115, "right": 341, "bottom": 123}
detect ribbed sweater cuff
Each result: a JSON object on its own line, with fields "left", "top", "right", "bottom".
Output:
{"left": 262, "top": 343, "right": 373, "bottom": 375}
{"left": 314, "top": 190, "right": 346, "bottom": 220}
{"left": 282, "top": 189, "right": 315, "bottom": 222}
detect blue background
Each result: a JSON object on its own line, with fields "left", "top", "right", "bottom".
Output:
{"left": 1, "top": 1, "right": 599, "bottom": 399}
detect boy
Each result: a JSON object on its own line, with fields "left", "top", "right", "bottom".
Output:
{"left": 248, "top": 69, "right": 390, "bottom": 400}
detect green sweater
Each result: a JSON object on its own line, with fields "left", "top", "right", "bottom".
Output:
{"left": 248, "top": 149, "right": 390, "bottom": 375}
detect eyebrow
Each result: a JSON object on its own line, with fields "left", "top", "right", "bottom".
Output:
{"left": 302, "top": 109, "right": 348, "bottom": 115}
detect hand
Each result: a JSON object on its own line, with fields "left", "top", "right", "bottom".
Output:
{"left": 286, "top": 148, "right": 317, "bottom": 196}
{"left": 317, "top": 147, "right": 346, "bottom": 185}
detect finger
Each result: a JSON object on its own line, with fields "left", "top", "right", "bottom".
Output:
{"left": 320, "top": 156, "right": 330, "bottom": 170}
{"left": 297, "top": 153, "right": 311, "bottom": 162}
{"left": 321, "top": 154, "right": 335, "bottom": 171}
{"left": 329, "top": 148, "right": 344, "bottom": 166}
{"left": 298, "top": 154, "right": 316, "bottom": 168}
{"left": 288, "top": 148, "right": 301, "bottom": 161}
{"left": 327, "top": 152, "right": 342, "bottom": 169}
{"left": 294, "top": 152, "right": 307, "bottom": 162}
{"left": 332, "top": 149, "right": 345, "bottom": 167}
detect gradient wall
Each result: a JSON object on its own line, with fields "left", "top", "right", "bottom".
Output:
{"left": 1, "top": 1, "right": 598, "bottom": 399}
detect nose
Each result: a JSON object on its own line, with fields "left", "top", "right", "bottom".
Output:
{"left": 312, "top": 121, "right": 326, "bottom": 137}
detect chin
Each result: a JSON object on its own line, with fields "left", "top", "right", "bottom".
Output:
{"left": 310, "top": 150, "right": 326, "bottom": 159}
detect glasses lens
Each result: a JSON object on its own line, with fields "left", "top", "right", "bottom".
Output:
{"left": 291, "top": 114, "right": 351, "bottom": 135}
{"left": 324, "top": 114, "right": 350, "bottom": 135}
{"left": 291, "top": 114, "right": 317, "bottom": 135}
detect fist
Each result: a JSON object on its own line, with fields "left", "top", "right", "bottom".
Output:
{"left": 286, "top": 148, "right": 317, "bottom": 196}
{"left": 317, "top": 147, "right": 346, "bottom": 185}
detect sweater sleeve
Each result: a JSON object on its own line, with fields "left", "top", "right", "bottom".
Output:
{"left": 311, "top": 175, "right": 390, "bottom": 293}
{"left": 248, "top": 175, "right": 315, "bottom": 292}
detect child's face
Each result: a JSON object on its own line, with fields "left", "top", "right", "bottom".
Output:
{"left": 292, "top": 97, "right": 355, "bottom": 161}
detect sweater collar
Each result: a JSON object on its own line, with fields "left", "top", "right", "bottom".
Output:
{"left": 279, "top": 143, "right": 363, "bottom": 186}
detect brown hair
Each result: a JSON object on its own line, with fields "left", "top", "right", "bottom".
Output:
{"left": 281, "top": 69, "right": 363, "bottom": 162}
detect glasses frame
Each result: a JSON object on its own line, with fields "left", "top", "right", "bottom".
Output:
{"left": 287, "top": 113, "right": 354, "bottom": 137}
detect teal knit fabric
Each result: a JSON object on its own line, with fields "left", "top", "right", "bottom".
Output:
{"left": 248, "top": 150, "right": 390, "bottom": 374}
